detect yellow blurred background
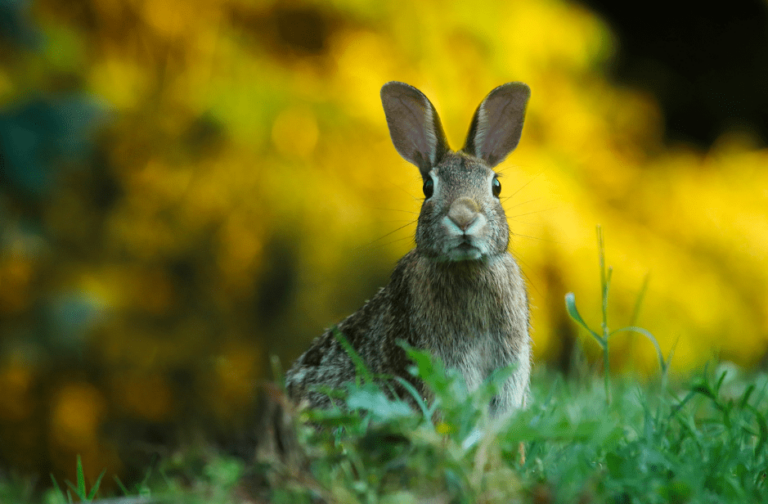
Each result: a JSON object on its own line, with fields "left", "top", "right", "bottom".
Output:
{"left": 0, "top": 0, "right": 767, "bottom": 486}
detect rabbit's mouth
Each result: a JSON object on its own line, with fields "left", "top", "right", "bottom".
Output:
{"left": 446, "top": 241, "right": 483, "bottom": 261}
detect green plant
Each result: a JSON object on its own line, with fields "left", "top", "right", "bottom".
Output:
{"left": 565, "top": 225, "right": 673, "bottom": 404}
{"left": 48, "top": 456, "right": 104, "bottom": 504}
{"left": 7, "top": 228, "right": 768, "bottom": 503}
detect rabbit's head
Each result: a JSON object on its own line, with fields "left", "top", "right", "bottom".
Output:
{"left": 381, "top": 82, "right": 530, "bottom": 262}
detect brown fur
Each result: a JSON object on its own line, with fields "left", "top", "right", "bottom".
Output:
{"left": 286, "top": 82, "right": 532, "bottom": 416}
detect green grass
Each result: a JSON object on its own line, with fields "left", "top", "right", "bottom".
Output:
{"left": 48, "top": 455, "right": 105, "bottom": 503}
{"left": 263, "top": 356, "right": 768, "bottom": 503}
{"left": 3, "top": 357, "right": 768, "bottom": 503}
{"left": 3, "top": 229, "right": 768, "bottom": 503}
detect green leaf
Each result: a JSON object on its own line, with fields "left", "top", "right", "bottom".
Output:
{"left": 394, "top": 376, "right": 434, "bottom": 429}
{"left": 346, "top": 384, "right": 414, "bottom": 422}
{"left": 565, "top": 292, "right": 603, "bottom": 346}
{"left": 87, "top": 469, "right": 105, "bottom": 500}
{"left": 113, "top": 475, "right": 129, "bottom": 496}
{"left": 610, "top": 326, "right": 668, "bottom": 373}
{"left": 629, "top": 273, "right": 651, "bottom": 326}
{"left": 64, "top": 481, "right": 83, "bottom": 501}
{"left": 76, "top": 455, "right": 85, "bottom": 497}
{"left": 333, "top": 327, "right": 373, "bottom": 383}
{"left": 49, "top": 474, "right": 66, "bottom": 504}
{"left": 715, "top": 370, "right": 728, "bottom": 394}
{"left": 399, "top": 341, "right": 439, "bottom": 379}
{"left": 746, "top": 404, "right": 768, "bottom": 456}
{"left": 740, "top": 384, "right": 755, "bottom": 409}
{"left": 691, "top": 383, "right": 716, "bottom": 400}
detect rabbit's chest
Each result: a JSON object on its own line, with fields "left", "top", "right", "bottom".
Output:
{"left": 404, "top": 252, "right": 529, "bottom": 389}
{"left": 448, "top": 334, "right": 506, "bottom": 390}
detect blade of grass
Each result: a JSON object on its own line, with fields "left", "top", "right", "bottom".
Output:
{"left": 333, "top": 327, "right": 373, "bottom": 383}
{"left": 394, "top": 376, "right": 434, "bottom": 430}
{"left": 87, "top": 469, "right": 106, "bottom": 500}
{"left": 76, "top": 455, "right": 85, "bottom": 497}
{"left": 610, "top": 326, "right": 668, "bottom": 375}
{"left": 629, "top": 273, "right": 651, "bottom": 327}
{"left": 49, "top": 475, "right": 65, "bottom": 504}
{"left": 597, "top": 225, "right": 610, "bottom": 340}
{"left": 113, "top": 475, "right": 129, "bottom": 496}
{"left": 64, "top": 481, "right": 83, "bottom": 501}
{"left": 746, "top": 404, "right": 768, "bottom": 456}
{"left": 564, "top": 293, "right": 602, "bottom": 345}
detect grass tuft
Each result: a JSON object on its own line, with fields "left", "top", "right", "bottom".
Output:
{"left": 3, "top": 227, "right": 768, "bottom": 503}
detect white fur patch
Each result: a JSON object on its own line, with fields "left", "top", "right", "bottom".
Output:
{"left": 428, "top": 169, "right": 440, "bottom": 198}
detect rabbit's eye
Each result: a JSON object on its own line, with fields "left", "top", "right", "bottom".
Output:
{"left": 423, "top": 178, "right": 434, "bottom": 198}
{"left": 492, "top": 177, "right": 501, "bottom": 197}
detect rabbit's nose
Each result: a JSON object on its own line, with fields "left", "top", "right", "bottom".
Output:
{"left": 448, "top": 197, "right": 480, "bottom": 231}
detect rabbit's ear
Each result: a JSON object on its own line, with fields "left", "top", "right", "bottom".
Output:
{"left": 381, "top": 82, "right": 450, "bottom": 176}
{"left": 463, "top": 83, "right": 530, "bottom": 168}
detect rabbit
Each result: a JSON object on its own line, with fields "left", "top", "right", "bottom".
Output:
{"left": 285, "top": 81, "right": 532, "bottom": 417}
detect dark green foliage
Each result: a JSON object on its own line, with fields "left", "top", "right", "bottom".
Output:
{"left": 2, "top": 357, "right": 768, "bottom": 503}
{"left": 4, "top": 232, "right": 768, "bottom": 503}
{"left": 250, "top": 344, "right": 768, "bottom": 503}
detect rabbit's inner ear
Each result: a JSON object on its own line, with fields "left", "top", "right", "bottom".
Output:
{"left": 381, "top": 82, "right": 450, "bottom": 176}
{"left": 463, "top": 83, "right": 530, "bottom": 168}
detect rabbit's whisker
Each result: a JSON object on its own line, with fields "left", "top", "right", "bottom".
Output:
{"left": 374, "top": 208, "right": 419, "bottom": 215}
{"left": 506, "top": 172, "right": 543, "bottom": 200}
{"left": 356, "top": 220, "right": 418, "bottom": 250}
{"left": 509, "top": 232, "right": 562, "bottom": 244}
{"left": 371, "top": 236, "right": 416, "bottom": 250}
{"left": 509, "top": 207, "right": 558, "bottom": 219}
{"left": 507, "top": 249, "right": 543, "bottom": 298}
{"left": 501, "top": 197, "right": 541, "bottom": 208}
